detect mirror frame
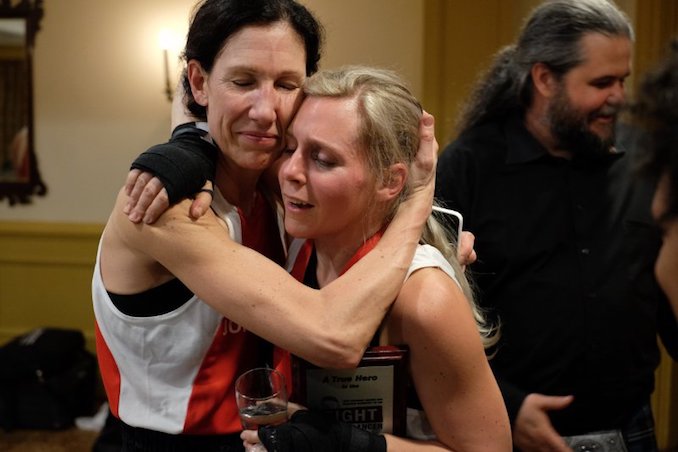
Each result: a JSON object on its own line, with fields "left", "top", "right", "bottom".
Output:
{"left": 0, "top": 0, "right": 45, "bottom": 205}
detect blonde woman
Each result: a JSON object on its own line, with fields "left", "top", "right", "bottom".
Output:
{"left": 245, "top": 66, "right": 511, "bottom": 451}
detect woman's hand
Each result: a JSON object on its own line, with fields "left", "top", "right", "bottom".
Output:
{"left": 122, "top": 85, "right": 214, "bottom": 224}
{"left": 240, "top": 402, "right": 306, "bottom": 452}
{"left": 123, "top": 169, "right": 213, "bottom": 224}
{"left": 241, "top": 429, "right": 267, "bottom": 452}
{"left": 395, "top": 112, "right": 438, "bottom": 226}
{"left": 123, "top": 169, "right": 167, "bottom": 224}
{"left": 457, "top": 230, "right": 477, "bottom": 269}
{"left": 409, "top": 111, "right": 438, "bottom": 194}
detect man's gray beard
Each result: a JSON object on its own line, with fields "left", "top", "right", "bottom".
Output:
{"left": 547, "top": 89, "right": 616, "bottom": 160}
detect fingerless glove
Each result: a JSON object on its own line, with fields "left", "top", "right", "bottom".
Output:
{"left": 259, "top": 409, "right": 387, "bottom": 452}
{"left": 130, "top": 123, "right": 218, "bottom": 204}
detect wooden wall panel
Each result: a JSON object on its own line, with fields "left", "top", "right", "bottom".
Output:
{"left": 0, "top": 221, "right": 102, "bottom": 352}
{"left": 653, "top": 347, "right": 678, "bottom": 449}
{"left": 423, "top": 0, "right": 539, "bottom": 144}
{"left": 633, "top": 0, "right": 678, "bottom": 92}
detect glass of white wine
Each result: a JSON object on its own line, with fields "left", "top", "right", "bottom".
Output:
{"left": 235, "top": 367, "right": 288, "bottom": 430}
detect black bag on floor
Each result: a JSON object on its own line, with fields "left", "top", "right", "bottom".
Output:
{"left": 0, "top": 327, "right": 98, "bottom": 430}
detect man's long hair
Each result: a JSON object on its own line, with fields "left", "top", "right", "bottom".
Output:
{"left": 456, "top": 0, "right": 633, "bottom": 133}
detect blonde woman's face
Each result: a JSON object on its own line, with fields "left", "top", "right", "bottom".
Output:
{"left": 278, "top": 96, "right": 380, "bottom": 245}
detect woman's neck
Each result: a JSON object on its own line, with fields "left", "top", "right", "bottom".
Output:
{"left": 313, "top": 223, "right": 383, "bottom": 288}
{"left": 214, "top": 160, "right": 262, "bottom": 215}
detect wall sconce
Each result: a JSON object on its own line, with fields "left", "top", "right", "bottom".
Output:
{"left": 158, "top": 29, "right": 181, "bottom": 102}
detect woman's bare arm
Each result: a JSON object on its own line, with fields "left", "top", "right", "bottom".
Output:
{"left": 103, "top": 184, "right": 424, "bottom": 368}
{"left": 382, "top": 269, "right": 512, "bottom": 451}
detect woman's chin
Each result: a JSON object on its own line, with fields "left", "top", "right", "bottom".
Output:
{"left": 284, "top": 221, "right": 315, "bottom": 240}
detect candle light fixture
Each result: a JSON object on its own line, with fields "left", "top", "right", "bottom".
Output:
{"left": 158, "top": 28, "right": 178, "bottom": 101}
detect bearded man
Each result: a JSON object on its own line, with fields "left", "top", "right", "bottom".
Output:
{"left": 435, "top": 1, "right": 678, "bottom": 451}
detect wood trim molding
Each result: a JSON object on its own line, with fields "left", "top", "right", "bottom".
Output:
{"left": 652, "top": 346, "right": 678, "bottom": 449}
{"left": 422, "top": 0, "right": 447, "bottom": 142}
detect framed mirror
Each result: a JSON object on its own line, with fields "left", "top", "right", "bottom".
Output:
{"left": 0, "top": 0, "right": 45, "bottom": 205}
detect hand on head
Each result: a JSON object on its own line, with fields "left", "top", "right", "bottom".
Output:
{"left": 409, "top": 111, "right": 438, "bottom": 194}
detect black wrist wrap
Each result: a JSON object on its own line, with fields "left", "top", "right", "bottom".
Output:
{"left": 130, "top": 123, "right": 218, "bottom": 204}
{"left": 259, "top": 409, "right": 387, "bottom": 452}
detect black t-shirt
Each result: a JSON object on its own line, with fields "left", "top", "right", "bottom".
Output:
{"left": 434, "top": 114, "right": 676, "bottom": 435}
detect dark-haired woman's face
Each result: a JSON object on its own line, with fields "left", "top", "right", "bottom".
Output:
{"left": 190, "top": 22, "right": 306, "bottom": 172}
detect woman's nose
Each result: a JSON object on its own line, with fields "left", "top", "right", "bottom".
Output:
{"left": 280, "top": 149, "right": 306, "bottom": 184}
{"left": 249, "top": 86, "right": 277, "bottom": 124}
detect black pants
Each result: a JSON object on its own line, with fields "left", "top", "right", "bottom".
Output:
{"left": 120, "top": 421, "right": 244, "bottom": 452}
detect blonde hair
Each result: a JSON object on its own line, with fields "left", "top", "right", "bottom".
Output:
{"left": 304, "top": 66, "right": 499, "bottom": 350}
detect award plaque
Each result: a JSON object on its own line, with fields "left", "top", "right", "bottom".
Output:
{"left": 292, "top": 345, "right": 409, "bottom": 435}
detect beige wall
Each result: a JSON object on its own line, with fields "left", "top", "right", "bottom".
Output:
{"left": 423, "top": 0, "right": 541, "bottom": 143}
{"left": 0, "top": 0, "right": 653, "bottom": 222}
{"left": 306, "top": 0, "right": 424, "bottom": 94}
{"left": 0, "top": 0, "right": 423, "bottom": 223}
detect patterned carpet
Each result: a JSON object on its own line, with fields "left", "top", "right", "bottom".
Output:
{"left": 0, "top": 428, "right": 99, "bottom": 452}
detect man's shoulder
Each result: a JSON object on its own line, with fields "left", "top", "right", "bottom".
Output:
{"left": 440, "top": 119, "right": 509, "bottom": 165}
{"left": 435, "top": 120, "right": 510, "bottom": 201}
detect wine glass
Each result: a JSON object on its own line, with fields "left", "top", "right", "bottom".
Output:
{"left": 235, "top": 367, "right": 288, "bottom": 430}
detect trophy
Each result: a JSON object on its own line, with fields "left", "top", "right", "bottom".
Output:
{"left": 293, "top": 345, "right": 409, "bottom": 435}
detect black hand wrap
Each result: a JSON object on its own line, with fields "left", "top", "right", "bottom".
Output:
{"left": 258, "top": 410, "right": 387, "bottom": 452}
{"left": 130, "top": 123, "right": 218, "bottom": 204}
